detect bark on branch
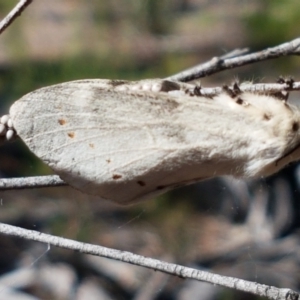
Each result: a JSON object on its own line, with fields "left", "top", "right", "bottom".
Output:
{"left": 168, "top": 37, "right": 300, "bottom": 82}
{"left": 0, "top": 0, "right": 33, "bottom": 35}
{"left": 0, "top": 222, "right": 298, "bottom": 300}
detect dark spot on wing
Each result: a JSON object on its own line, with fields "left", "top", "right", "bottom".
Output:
{"left": 263, "top": 113, "right": 271, "bottom": 121}
{"left": 292, "top": 121, "right": 299, "bottom": 132}
{"left": 58, "top": 119, "right": 66, "bottom": 125}
{"left": 137, "top": 180, "right": 146, "bottom": 186}
{"left": 89, "top": 143, "right": 94, "bottom": 148}
{"left": 106, "top": 159, "right": 111, "bottom": 163}
{"left": 236, "top": 98, "right": 244, "bottom": 105}
{"left": 68, "top": 132, "right": 75, "bottom": 138}
{"left": 112, "top": 174, "right": 122, "bottom": 180}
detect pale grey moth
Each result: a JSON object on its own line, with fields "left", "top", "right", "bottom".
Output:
{"left": 4, "top": 79, "right": 300, "bottom": 204}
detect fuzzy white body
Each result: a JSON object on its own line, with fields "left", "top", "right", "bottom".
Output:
{"left": 9, "top": 79, "right": 300, "bottom": 204}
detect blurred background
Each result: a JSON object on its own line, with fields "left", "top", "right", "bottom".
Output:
{"left": 0, "top": 0, "right": 300, "bottom": 299}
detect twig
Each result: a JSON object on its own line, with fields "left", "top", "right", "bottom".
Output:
{"left": 167, "top": 37, "right": 300, "bottom": 82}
{"left": 0, "top": 175, "right": 66, "bottom": 190}
{"left": 0, "top": 222, "right": 298, "bottom": 300}
{"left": 194, "top": 81, "right": 300, "bottom": 97}
{"left": 0, "top": 0, "right": 33, "bottom": 35}
{"left": 133, "top": 256, "right": 171, "bottom": 300}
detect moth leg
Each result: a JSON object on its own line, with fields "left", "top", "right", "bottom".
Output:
{"left": 274, "top": 76, "right": 294, "bottom": 102}
{"left": 222, "top": 82, "right": 242, "bottom": 98}
{"left": 0, "top": 114, "right": 17, "bottom": 142}
{"left": 277, "top": 76, "right": 294, "bottom": 87}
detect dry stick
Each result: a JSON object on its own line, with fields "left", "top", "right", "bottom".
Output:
{"left": 168, "top": 37, "right": 300, "bottom": 82}
{"left": 133, "top": 259, "right": 170, "bottom": 300}
{"left": 0, "top": 222, "right": 298, "bottom": 300}
{"left": 0, "top": 175, "right": 66, "bottom": 190}
{"left": 197, "top": 81, "right": 300, "bottom": 97}
{"left": 0, "top": 0, "right": 33, "bottom": 35}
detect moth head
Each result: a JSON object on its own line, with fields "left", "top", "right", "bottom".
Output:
{"left": 239, "top": 93, "right": 300, "bottom": 176}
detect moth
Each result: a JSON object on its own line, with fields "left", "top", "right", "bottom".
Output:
{"left": 2, "top": 79, "right": 300, "bottom": 205}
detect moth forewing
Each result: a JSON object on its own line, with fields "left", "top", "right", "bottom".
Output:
{"left": 9, "top": 79, "right": 300, "bottom": 204}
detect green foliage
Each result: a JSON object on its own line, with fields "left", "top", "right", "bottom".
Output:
{"left": 0, "top": 0, "right": 13, "bottom": 12}
{"left": 245, "top": 1, "right": 300, "bottom": 48}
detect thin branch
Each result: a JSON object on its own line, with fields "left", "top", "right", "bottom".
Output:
{"left": 195, "top": 81, "right": 300, "bottom": 97}
{"left": 0, "top": 175, "right": 66, "bottom": 190}
{"left": 0, "top": 222, "right": 298, "bottom": 300}
{"left": 0, "top": 0, "right": 33, "bottom": 35}
{"left": 167, "top": 37, "right": 300, "bottom": 82}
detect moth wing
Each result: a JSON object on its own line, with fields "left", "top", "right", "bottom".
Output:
{"left": 9, "top": 80, "right": 213, "bottom": 204}
{"left": 10, "top": 80, "right": 282, "bottom": 204}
